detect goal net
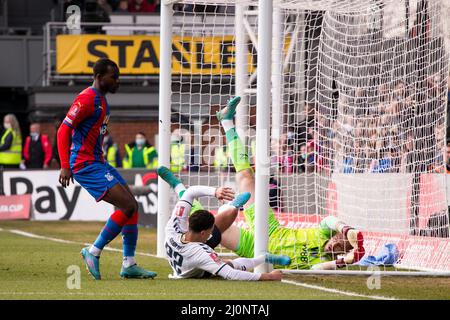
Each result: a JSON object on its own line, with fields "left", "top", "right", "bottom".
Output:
{"left": 159, "top": 0, "right": 450, "bottom": 273}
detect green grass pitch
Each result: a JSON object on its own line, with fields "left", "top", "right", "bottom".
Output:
{"left": 0, "top": 221, "right": 449, "bottom": 300}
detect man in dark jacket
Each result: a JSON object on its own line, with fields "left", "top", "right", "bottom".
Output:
{"left": 22, "top": 123, "right": 52, "bottom": 169}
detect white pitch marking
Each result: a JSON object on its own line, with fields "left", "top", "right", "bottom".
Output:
{"left": 1, "top": 227, "right": 399, "bottom": 299}
{"left": 281, "top": 279, "right": 398, "bottom": 300}
{"left": 6, "top": 229, "right": 158, "bottom": 258}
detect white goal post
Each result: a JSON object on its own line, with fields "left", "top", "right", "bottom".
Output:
{"left": 158, "top": 0, "right": 450, "bottom": 275}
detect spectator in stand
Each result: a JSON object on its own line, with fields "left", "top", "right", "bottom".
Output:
{"left": 149, "top": 0, "right": 160, "bottom": 12}
{"left": 369, "top": 140, "right": 392, "bottom": 173}
{"left": 64, "top": 0, "right": 85, "bottom": 13}
{"left": 428, "top": 120, "right": 447, "bottom": 173}
{"left": 400, "top": 132, "right": 414, "bottom": 173}
{"left": 269, "top": 176, "right": 282, "bottom": 211}
{"left": 392, "top": 80, "right": 407, "bottom": 102}
{"left": 446, "top": 141, "right": 450, "bottom": 173}
{"left": 82, "top": 0, "right": 111, "bottom": 34}
{"left": 213, "top": 145, "right": 229, "bottom": 172}
{"left": 305, "top": 140, "right": 318, "bottom": 173}
{"left": 128, "top": 0, "right": 156, "bottom": 13}
{"left": 426, "top": 73, "right": 443, "bottom": 101}
{"left": 447, "top": 74, "right": 450, "bottom": 139}
{"left": 102, "top": 132, "right": 122, "bottom": 168}
{"left": 21, "top": 123, "right": 52, "bottom": 169}
{"left": 123, "top": 132, "right": 158, "bottom": 169}
{"left": 107, "top": 0, "right": 121, "bottom": 11}
{"left": 294, "top": 143, "right": 307, "bottom": 173}
{"left": 170, "top": 133, "right": 186, "bottom": 173}
{"left": 342, "top": 153, "right": 356, "bottom": 173}
{"left": 0, "top": 114, "right": 22, "bottom": 169}
{"left": 271, "top": 133, "right": 293, "bottom": 174}
{"left": 115, "top": 0, "right": 129, "bottom": 12}
{"left": 97, "top": 0, "right": 113, "bottom": 15}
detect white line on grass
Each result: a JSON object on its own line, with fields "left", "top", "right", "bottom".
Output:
{"left": 2, "top": 228, "right": 398, "bottom": 300}
{"left": 0, "top": 291, "right": 311, "bottom": 297}
{"left": 6, "top": 229, "right": 158, "bottom": 258}
{"left": 281, "top": 280, "right": 398, "bottom": 300}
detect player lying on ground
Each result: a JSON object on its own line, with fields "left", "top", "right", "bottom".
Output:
{"left": 159, "top": 97, "right": 365, "bottom": 270}
{"left": 164, "top": 184, "right": 291, "bottom": 280}
{"left": 57, "top": 58, "right": 156, "bottom": 280}
{"left": 216, "top": 96, "right": 365, "bottom": 270}
{"left": 159, "top": 165, "right": 361, "bottom": 270}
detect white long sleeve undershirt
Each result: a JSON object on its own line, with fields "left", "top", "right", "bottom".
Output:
{"left": 216, "top": 263, "right": 261, "bottom": 281}
{"left": 180, "top": 186, "right": 216, "bottom": 205}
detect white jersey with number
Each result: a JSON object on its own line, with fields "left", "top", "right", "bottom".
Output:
{"left": 165, "top": 196, "right": 227, "bottom": 279}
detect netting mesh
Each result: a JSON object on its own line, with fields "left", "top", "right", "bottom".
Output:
{"left": 165, "top": 0, "right": 450, "bottom": 272}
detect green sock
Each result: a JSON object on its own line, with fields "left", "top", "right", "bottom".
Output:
{"left": 226, "top": 127, "right": 251, "bottom": 173}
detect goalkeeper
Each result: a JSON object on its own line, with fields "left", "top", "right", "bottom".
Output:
{"left": 160, "top": 96, "right": 365, "bottom": 270}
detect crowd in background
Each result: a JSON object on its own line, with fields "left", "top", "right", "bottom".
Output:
{"left": 0, "top": 114, "right": 159, "bottom": 171}
{"left": 1, "top": 74, "right": 449, "bottom": 174}
{"left": 270, "top": 74, "right": 450, "bottom": 175}
{"left": 62, "top": 0, "right": 229, "bottom": 20}
{"left": 63, "top": 0, "right": 161, "bottom": 16}
{"left": 60, "top": 0, "right": 232, "bottom": 34}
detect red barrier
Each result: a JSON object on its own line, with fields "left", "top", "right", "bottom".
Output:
{"left": 0, "top": 194, "right": 32, "bottom": 220}
{"left": 215, "top": 211, "right": 450, "bottom": 272}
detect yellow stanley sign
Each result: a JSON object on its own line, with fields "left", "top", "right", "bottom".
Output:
{"left": 56, "top": 35, "right": 256, "bottom": 75}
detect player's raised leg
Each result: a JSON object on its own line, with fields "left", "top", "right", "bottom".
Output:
{"left": 217, "top": 97, "right": 283, "bottom": 258}
{"left": 216, "top": 96, "right": 255, "bottom": 208}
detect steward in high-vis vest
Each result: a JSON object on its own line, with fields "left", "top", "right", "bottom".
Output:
{"left": 170, "top": 138, "right": 186, "bottom": 173}
{"left": 0, "top": 114, "right": 22, "bottom": 169}
{"left": 123, "top": 132, "right": 158, "bottom": 169}
{"left": 102, "top": 134, "right": 122, "bottom": 168}
{"left": 213, "top": 146, "right": 230, "bottom": 172}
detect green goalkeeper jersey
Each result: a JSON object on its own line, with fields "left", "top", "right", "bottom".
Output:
{"left": 268, "top": 225, "right": 333, "bottom": 269}
{"left": 239, "top": 204, "right": 335, "bottom": 269}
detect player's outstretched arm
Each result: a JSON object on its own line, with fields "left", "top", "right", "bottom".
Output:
{"left": 321, "top": 216, "right": 364, "bottom": 250}
{"left": 259, "top": 270, "right": 283, "bottom": 281}
{"left": 214, "top": 187, "right": 235, "bottom": 202}
{"left": 179, "top": 185, "right": 234, "bottom": 205}
{"left": 57, "top": 123, "right": 74, "bottom": 188}
{"left": 312, "top": 246, "right": 365, "bottom": 270}
{"left": 215, "top": 264, "right": 282, "bottom": 281}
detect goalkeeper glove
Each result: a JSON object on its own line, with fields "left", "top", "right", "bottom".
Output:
{"left": 342, "top": 226, "right": 363, "bottom": 248}
{"left": 343, "top": 229, "right": 366, "bottom": 265}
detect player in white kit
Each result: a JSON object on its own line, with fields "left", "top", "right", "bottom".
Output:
{"left": 165, "top": 185, "right": 291, "bottom": 281}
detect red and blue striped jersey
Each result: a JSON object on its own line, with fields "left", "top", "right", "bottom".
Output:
{"left": 62, "top": 87, "right": 110, "bottom": 173}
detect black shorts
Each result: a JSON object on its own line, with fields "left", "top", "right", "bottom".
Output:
{"left": 205, "top": 225, "right": 222, "bottom": 249}
{"left": 200, "top": 271, "right": 213, "bottom": 279}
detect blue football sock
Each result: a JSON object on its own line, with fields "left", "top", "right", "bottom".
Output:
{"left": 93, "top": 210, "right": 128, "bottom": 251}
{"left": 122, "top": 224, "right": 138, "bottom": 258}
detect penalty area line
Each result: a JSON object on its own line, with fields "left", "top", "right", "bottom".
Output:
{"left": 0, "top": 227, "right": 398, "bottom": 299}
{"left": 281, "top": 279, "right": 398, "bottom": 300}
{"left": 3, "top": 228, "right": 159, "bottom": 259}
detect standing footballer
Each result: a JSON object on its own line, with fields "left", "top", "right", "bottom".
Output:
{"left": 57, "top": 58, "right": 156, "bottom": 280}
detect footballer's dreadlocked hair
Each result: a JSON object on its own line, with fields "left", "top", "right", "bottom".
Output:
{"left": 188, "top": 210, "right": 215, "bottom": 233}
{"left": 93, "top": 58, "right": 119, "bottom": 77}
